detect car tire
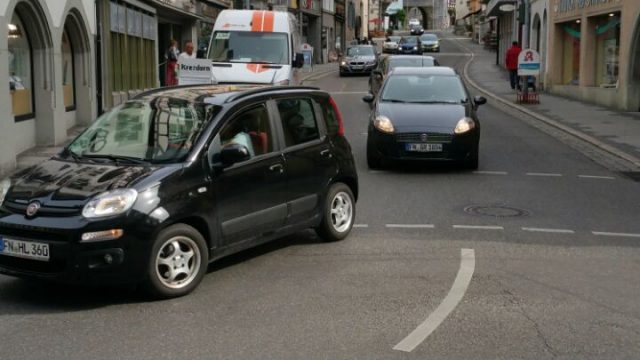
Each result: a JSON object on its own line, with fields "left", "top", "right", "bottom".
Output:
{"left": 143, "top": 223, "right": 209, "bottom": 299}
{"left": 315, "top": 183, "right": 356, "bottom": 242}
{"left": 367, "top": 141, "right": 383, "bottom": 169}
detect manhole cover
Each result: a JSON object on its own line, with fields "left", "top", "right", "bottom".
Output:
{"left": 464, "top": 205, "right": 530, "bottom": 218}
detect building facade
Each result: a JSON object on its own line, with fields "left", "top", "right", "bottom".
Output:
{"left": 548, "top": 0, "right": 640, "bottom": 111}
{"left": 1, "top": 0, "right": 96, "bottom": 177}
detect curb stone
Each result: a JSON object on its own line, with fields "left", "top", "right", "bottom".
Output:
{"left": 452, "top": 38, "right": 640, "bottom": 170}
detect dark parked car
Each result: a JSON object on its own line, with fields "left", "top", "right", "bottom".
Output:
{"left": 410, "top": 24, "right": 424, "bottom": 35}
{"left": 420, "top": 33, "right": 440, "bottom": 52}
{"left": 398, "top": 36, "right": 422, "bottom": 55}
{"left": 0, "top": 85, "right": 358, "bottom": 298}
{"left": 362, "top": 67, "right": 486, "bottom": 169}
{"left": 369, "top": 55, "right": 439, "bottom": 97}
{"left": 339, "top": 45, "right": 378, "bottom": 76}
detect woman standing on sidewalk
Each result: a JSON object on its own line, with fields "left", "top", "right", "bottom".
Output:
{"left": 505, "top": 41, "right": 521, "bottom": 91}
{"left": 165, "top": 40, "right": 179, "bottom": 86}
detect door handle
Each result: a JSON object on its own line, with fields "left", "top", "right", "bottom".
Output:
{"left": 320, "top": 149, "right": 332, "bottom": 158}
{"left": 269, "top": 163, "right": 284, "bottom": 173}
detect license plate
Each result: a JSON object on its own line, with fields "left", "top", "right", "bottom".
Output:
{"left": 351, "top": 66, "right": 363, "bottom": 70}
{"left": 0, "top": 236, "right": 50, "bottom": 261}
{"left": 406, "top": 143, "right": 443, "bottom": 152}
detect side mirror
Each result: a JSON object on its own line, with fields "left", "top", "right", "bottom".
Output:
{"left": 474, "top": 96, "right": 487, "bottom": 106}
{"left": 220, "top": 144, "right": 251, "bottom": 166}
{"left": 294, "top": 53, "right": 304, "bottom": 68}
{"left": 362, "top": 93, "right": 375, "bottom": 103}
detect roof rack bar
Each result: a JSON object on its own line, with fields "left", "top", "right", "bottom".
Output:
{"left": 224, "top": 86, "right": 321, "bottom": 103}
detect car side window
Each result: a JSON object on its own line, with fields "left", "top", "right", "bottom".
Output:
{"left": 211, "top": 104, "right": 274, "bottom": 163}
{"left": 277, "top": 98, "right": 320, "bottom": 147}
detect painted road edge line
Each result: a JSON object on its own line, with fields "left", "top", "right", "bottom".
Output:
{"left": 578, "top": 175, "right": 616, "bottom": 180}
{"left": 393, "top": 248, "right": 475, "bottom": 352}
{"left": 526, "top": 172, "right": 563, "bottom": 177}
{"left": 453, "top": 225, "right": 504, "bottom": 230}
{"left": 522, "top": 227, "right": 575, "bottom": 234}
{"left": 592, "top": 231, "right": 640, "bottom": 238}
{"left": 385, "top": 224, "right": 435, "bottom": 229}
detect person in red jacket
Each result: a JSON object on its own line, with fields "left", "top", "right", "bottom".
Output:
{"left": 505, "top": 41, "right": 522, "bottom": 90}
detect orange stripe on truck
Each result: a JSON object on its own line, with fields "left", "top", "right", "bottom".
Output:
{"left": 263, "top": 11, "right": 274, "bottom": 32}
{"left": 247, "top": 11, "right": 274, "bottom": 73}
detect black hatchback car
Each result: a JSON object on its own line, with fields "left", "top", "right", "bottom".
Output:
{"left": 0, "top": 85, "right": 358, "bottom": 298}
{"left": 363, "top": 67, "right": 486, "bottom": 169}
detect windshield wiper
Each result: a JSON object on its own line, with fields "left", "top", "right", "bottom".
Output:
{"left": 382, "top": 99, "right": 407, "bottom": 103}
{"left": 408, "top": 100, "right": 459, "bottom": 104}
{"left": 81, "top": 154, "right": 149, "bottom": 165}
{"left": 58, "top": 147, "right": 82, "bottom": 162}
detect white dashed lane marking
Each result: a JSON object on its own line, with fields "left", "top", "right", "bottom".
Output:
{"left": 385, "top": 224, "right": 435, "bottom": 229}
{"left": 353, "top": 224, "right": 369, "bottom": 228}
{"left": 472, "top": 171, "right": 508, "bottom": 175}
{"left": 453, "top": 225, "right": 504, "bottom": 230}
{"left": 526, "top": 172, "right": 563, "bottom": 177}
{"left": 521, "top": 227, "right": 575, "bottom": 234}
{"left": 393, "top": 249, "right": 475, "bottom": 352}
{"left": 578, "top": 175, "right": 616, "bottom": 180}
{"left": 592, "top": 231, "right": 640, "bottom": 238}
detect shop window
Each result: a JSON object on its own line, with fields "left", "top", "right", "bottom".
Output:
{"left": 593, "top": 12, "right": 620, "bottom": 87}
{"left": 8, "top": 13, "right": 34, "bottom": 120}
{"left": 62, "top": 28, "right": 76, "bottom": 111}
{"left": 561, "top": 20, "right": 581, "bottom": 85}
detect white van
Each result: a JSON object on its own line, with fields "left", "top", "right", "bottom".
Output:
{"left": 207, "top": 10, "right": 304, "bottom": 85}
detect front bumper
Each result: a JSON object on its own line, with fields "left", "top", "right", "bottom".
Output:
{"left": 399, "top": 47, "right": 421, "bottom": 54}
{"left": 368, "top": 127, "right": 479, "bottom": 162}
{"left": 0, "top": 212, "right": 156, "bottom": 284}
{"left": 422, "top": 45, "right": 440, "bottom": 52}
{"left": 340, "top": 63, "right": 376, "bottom": 74}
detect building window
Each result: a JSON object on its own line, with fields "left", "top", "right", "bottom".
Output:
{"left": 560, "top": 20, "right": 581, "bottom": 85}
{"left": 62, "top": 28, "right": 76, "bottom": 111}
{"left": 593, "top": 12, "right": 620, "bottom": 87}
{"left": 8, "top": 13, "right": 34, "bottom": 120}
{"left": 348, "top": 1, "right": 355, "bottom": 29}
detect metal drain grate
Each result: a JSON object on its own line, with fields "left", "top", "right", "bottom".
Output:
{"left": 464, "top": 205, "right": 530, "bottom": 218}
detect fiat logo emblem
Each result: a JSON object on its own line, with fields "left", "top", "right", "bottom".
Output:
{"left": 26, "top": 201, "right": 41, "bottom": 217}
{"left": 421, "top": 133, "right": 428, "bottom": 142}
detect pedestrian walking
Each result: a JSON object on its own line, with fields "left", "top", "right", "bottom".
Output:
{"left": 179, "top": 41, "right": 197, "bottom": 60}
{"left": 165, "top": 39, "right": 179, "bottom": 86}
{"left": 505, "top": 41, "right": 522, "bottom": 91}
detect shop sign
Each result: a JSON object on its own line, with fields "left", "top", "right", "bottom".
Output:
{"left": 177, "top": 58, "right": 214, "bottom": 85}
{"left": 555, "top": 0, "right": 614, "bottom": 13}
{"left": 517, "top": 49, "right": 541, "bottom": 76}
{"left": 301, "top": 0, "right": 320, "bottom": 12}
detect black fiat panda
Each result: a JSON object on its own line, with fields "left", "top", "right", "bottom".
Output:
{"left": 0, "top": 85, "right": 358, "bottom": 298}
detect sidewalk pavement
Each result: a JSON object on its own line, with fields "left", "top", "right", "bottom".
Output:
{"left": 11, "top": 63, "right": 340, "bottom": 174}
{"left": 457, "top": 38, "right": 640, "bottom": 170}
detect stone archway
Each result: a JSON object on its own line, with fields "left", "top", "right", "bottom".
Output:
{"left": 408, "top": 7, "right": 429, "bottom": 29}
{"left": 61, "top": 7, "right": 93, "bottom": 127}
{"left": 8, "top": 0, "right": 56, "bottom": 148}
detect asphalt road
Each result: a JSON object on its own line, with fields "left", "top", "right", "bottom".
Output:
{"left": 1, "top": 34, "right": 640, "bottom": 360}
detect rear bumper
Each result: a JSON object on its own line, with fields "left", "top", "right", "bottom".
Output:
{"left": 368, "top": 128, "right": 479, "bottom": 162}
{"left": 340, "top": 64, "right": 376, "bottom": 74}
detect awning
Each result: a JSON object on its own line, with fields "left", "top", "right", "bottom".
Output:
{"left": 385, "top": 1, "right": 402, "bottom": 16}
{"left": 486, "top": 0, "right": 517, "bottom": 17}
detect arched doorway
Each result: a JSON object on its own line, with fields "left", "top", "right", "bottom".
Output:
{"left": 531, "top": 14, "right": 541, "bottom": 50}
{"left": 61, "top": 8, "right": 92, "bottom": 128}
{"left": 7, "top": 0, "right": 55, "bottom": 151}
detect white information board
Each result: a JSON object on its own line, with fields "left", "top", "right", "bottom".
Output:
{"left": 517, "top": 48, "right": 541, "bottom": 76}
{"left": 177, "top": 58, "right": 214, "bottom": 85}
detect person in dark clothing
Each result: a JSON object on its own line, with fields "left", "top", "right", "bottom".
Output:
{"left": 505, "top": 41, "right": 522, "bottom": 90}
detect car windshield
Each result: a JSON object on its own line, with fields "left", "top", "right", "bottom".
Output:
{"left": 209, "top": 31, "right": 289, "bottom": 64}
{"left": 347, "top": 46, "right": 374, "bottom": 56}
{"left": 421, "top": 34, "right": 438, "bottom": 41}
{"left": 400, "top": 37, "right": 418, "bottom": 45}
{"left": 387, "top": 36, "right": 401, "bottom": 43}
{"left": 381, "top": 74, "right": 468, "bottom": 103}
{"left": 389, "top": 58, "right": 434, "bottom": 69}
{"left": 65, "top": 99, "right": 220, "bottom": 164}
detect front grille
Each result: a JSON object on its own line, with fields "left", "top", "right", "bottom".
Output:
{"left": 396, "top": 133, "right": 453, "bottom": 143}
{"left": 0, "top": 223, "right": 71, "bottom": 243}
{"left": 3, "top": 201, "right": 81, "bottom": 217}
{"left": 0, "top": 254, "right": 67, "bottom": 274}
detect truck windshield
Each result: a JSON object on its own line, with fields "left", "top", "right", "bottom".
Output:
{"left": 209, "top": 31, "right": 289, "bottom": 65}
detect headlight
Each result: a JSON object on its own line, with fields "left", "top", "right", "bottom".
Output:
{"left": 82, "top": 189, "right": 138, "bottom": 219}
{"left": 275, "top": 79, "right": 289, "bottom": 86}
{"left": 373, "top": 115, "right": 395, "bottom": 134}
{"left": 413, "top": 46, "right": 418, "bottom": 50}
{"left": 340, "top": 61, "right": 347, "bottom": 66}
{"left": 0, "top": 178, "right": 10, "bottom": 205}
{"left": 454, "top": 117, "right": 476, "bottom": 134}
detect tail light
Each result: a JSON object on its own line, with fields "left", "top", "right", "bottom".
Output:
{"left": 329, "top": 96, "right": 345, "bottom": 137}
